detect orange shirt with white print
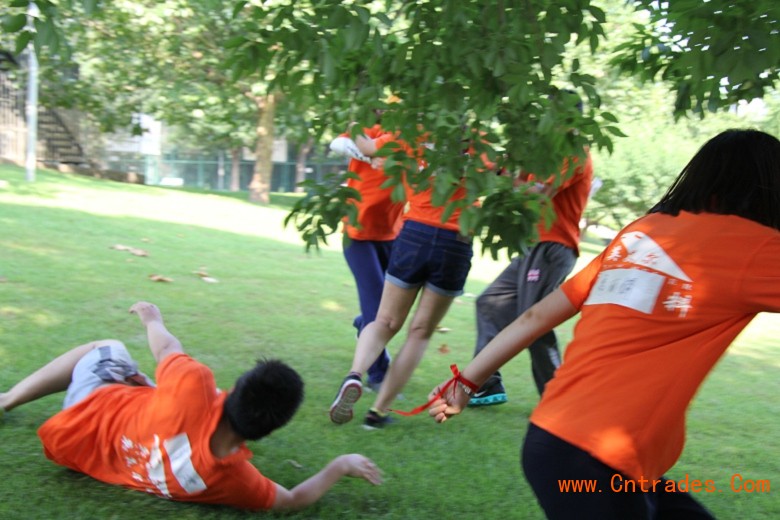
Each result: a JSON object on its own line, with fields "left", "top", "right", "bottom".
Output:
{"left": 38, "top": 353, "right": 277, "bottom": 510}
{"left": 343, "top": 125, "right": 405, "bottom": 241}
{"left": 530, "top": 211, "right": 780, "bottom": 481}
{"left": 532, "top": 150, "right": 593, "bottom": 254}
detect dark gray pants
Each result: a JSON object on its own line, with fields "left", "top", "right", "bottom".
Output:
{"left": 473, "top": 242, "right": 577, "bottom": 395}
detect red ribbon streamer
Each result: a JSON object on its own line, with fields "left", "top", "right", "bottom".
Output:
{"left": 390, "top": 364, "right": 478, "bottom": 417}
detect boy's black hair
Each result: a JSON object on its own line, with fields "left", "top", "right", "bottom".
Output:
{"left": 223, "top": 358, "right": 304, "bottom": 440}
{"left": 652, "top": 129, "right": 780, "bottom": 231}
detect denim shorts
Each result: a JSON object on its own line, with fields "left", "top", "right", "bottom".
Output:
{"left": 385, "top": 220, "right": 473, "bottom": 297}
{"left": 63, "top": 343, "right": 155, "bottom": 409}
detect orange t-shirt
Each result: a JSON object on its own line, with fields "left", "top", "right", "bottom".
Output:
{"left": 536, "top": 151, "right": 593, "bottom": 253}
{"left": 343, "top": 125, "right": 405, "bottom": 241}
{"left": 530, "top": 211, "right": 780, "bottom": 481}
{"left": 38, "top": 353, "right": 277, "bottom": 510}
{"left": 373, "top": 134, "right": 476, "bottom": 232}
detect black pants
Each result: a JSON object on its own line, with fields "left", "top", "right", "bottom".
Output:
{"left": 522, "top": 423, "right": 716, "bottom": 519}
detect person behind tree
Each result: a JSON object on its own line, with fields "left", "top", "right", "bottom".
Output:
{"left": 329, "top": 126, "right": 495, "bottom": 430}
{"left": 468, "top": 100, "right": 594, "bottom": 405}
{"left": 329, "top": 115, "right": 404, "bottom": 393}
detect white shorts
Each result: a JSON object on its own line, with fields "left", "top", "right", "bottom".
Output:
{"left": 63, "top": 343, "right": 155, "bottom": 409}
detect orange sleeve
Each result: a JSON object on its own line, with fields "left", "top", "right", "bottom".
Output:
{"left": 373, "top": 132, "right": 401, "bottom": 152}
{"left": 560, "top": 248, "right": 606, "bottom": 309}
{"left": 739, "top": 234, "right": 780, "bottom": 313}
{"left": 214, "top": 461, "right": 278, "bottom": 510}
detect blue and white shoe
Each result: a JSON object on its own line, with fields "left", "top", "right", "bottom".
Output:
{"left": 468, "top": 376, "right": 508, "bottom": 407}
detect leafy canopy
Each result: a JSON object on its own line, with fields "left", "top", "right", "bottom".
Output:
{"left": 3, "top": 0, "right": 780, "bottom": 256}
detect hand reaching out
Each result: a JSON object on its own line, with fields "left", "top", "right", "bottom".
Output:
{"left": 129, "top": 301, "right": 163, "bottom": 326}
{"left": 337, "top": 454, "right": 383, "bottom": 485}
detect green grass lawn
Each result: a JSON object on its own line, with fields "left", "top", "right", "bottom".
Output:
{"left": 0, "top": 164, "right": 777, "bottom": 519}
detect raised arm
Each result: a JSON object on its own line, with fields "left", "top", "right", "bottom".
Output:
{"left": 429, "top": 289, "right": 578, "bottom": 422}
{"left": 329, "top": 135, "right": 372, "bottom": 163}
{"left": 355, "top": 133, "right": 379, "bottom": 156}
{"left": 270, "top": 454, "right": 382, "bottom": 511}
{"left": 128, "top": 301, "right": 184, "bottom": 363}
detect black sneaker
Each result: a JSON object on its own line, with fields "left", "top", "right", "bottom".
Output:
{"left": 329, "top": 374, "right": 363, "bottom": 424}
{"left": 468, "top": 376, "right": 508, "bottom": 407}
{"left": 362, "top": 409, "right": 395, "bottom": 430}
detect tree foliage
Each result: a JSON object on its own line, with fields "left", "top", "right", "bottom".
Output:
{"left": 228, "top": 0, "right": 620, "bottom": 258}
{"left": 225, "top": 0, "right": 780, "bottom": 257}
{"left": 3, "top": 0, "right": 780, "bottom": 256}
{"left": 612, "top": 0, "right": 780, "bottom": 118}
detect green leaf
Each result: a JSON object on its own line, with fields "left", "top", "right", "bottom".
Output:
{"left": 345, "top": 19, "right": 365, "bottom": 50}
{"left": 14, "top": 30, "right": 33, "bottom": 54}
{"left": 588, "top": 6, "right": 606, "bottom": 23}
{"left": 224, "top": 35, "right": 246, "bottom": 48}
{"left": 601, "top": 111, "right": 619, "bottom": 123}
{"left": 391, "top": 181, "right": 406, "bottom": 203}
{"left": 2, "top": 14, "right": 28, "bottom": 33}
{"left": 232, "top": 0, "right": 248, "bottom": 19}
{"left": 355, "top": 5, "right": 370, "bottom": 24}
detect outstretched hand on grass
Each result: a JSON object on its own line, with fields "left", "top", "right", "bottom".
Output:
{"left": 338, "top": 454, "right": 383, "bottom": 485}
{"left": 427, "top": 380, "right": 471, "bottom": 423}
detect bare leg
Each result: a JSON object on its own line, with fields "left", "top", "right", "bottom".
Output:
{"left": 0, "top": 339, "right": 117, "bottom": 412}
{"left": 350, "top": 282, "right": 419, "bottom": 376}
{"left": 372, "top": 288, "right": 454, "bottom": 412}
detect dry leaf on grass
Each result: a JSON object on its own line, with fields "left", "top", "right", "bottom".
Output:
{"left": 111, "top": 244, "right": 148, "bottom": 257}
{"left": 285, "top": 459, "right": 303, "bottom": 469}
{"left": 149, "top": 274, "right": 174, "bottom": 283}
{"left": 436, "top": 326, "right": 451, "bottom": 333}
{"left": 438, "top": 344, "right": 451, "bottom": 354}
{"left": 193, "top": 268, "right": 219, "bottom": 283}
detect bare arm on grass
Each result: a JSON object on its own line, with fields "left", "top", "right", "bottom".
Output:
{"left": 271, "top": 454, "right": 382, "bottom": 511}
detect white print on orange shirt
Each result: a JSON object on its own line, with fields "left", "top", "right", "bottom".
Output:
{"left": 616, "top": 231, "right": 691, "bottom": 281}
{"left": 588, "top": 231, "right": 694, "bottom": 317}
{"left": 121, "top": 433, "right": 206, "bottom": 496}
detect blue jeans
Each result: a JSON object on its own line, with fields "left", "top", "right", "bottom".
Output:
{"left": 385, "top": 220, "right": 473, "bottom": 297}
{"left": 343, "top": 237, "right": 393, "bottom": 384}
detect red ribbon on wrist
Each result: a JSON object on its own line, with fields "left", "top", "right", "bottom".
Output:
{"left": 389, "top": 364, "right": 478, "bottom": 417}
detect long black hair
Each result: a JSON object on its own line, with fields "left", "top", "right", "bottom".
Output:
{"left": 652, "top": 129, "right": 780, "bottom": 230}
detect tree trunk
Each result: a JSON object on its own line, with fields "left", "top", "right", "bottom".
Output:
{"left": 294, "top": 136, "right": 314, "bottom": 193}
{"left": 248, "top": 93, "right": 276, "bottom": 204}
{"left": 230, "top": 147, "right": 241, "bottom": 192}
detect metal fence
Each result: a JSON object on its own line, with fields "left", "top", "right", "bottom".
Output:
{"left": 102, "top": 154, "right": 348, "bottom": 192}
